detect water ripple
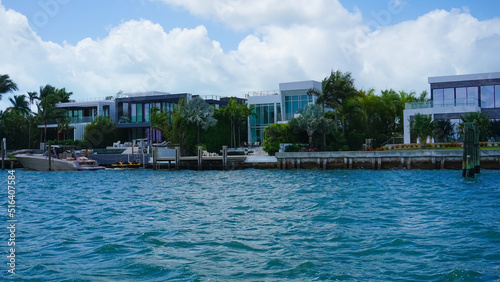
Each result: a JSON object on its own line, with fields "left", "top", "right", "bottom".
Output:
{"left": 5, "top": 169, "right": 500, "bottom": 280}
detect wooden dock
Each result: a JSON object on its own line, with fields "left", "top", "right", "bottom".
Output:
{"left": 152, "top": 146, "right": 247, "bottom": 170}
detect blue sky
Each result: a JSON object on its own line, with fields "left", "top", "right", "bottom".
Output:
{"left": 1, "top": 0, "right": 499, "bottom": 109}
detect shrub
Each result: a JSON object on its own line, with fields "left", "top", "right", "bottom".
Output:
{"left": 285, "top": 143, "right": 303, "bottom": 152}
{"left": 263, "top": 123, "right": 297, "bottom": 156}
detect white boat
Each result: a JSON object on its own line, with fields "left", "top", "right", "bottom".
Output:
{"left": 16, "top": 146, "right": 105, "bottom": 171}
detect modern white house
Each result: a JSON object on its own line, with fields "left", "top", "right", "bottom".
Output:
{"left": 247, "top": 80, "right": 321, "bottom": 144}
{"left": 404, "top": 72, "right": 500, "bottom": 144}
{"left": 38, "top": 98, "right": 115, "bottom": 141}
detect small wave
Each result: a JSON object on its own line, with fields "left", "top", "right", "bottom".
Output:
{"left": 225, "top": 240, "right": 265, "bottom": 252}
{"left": 276, "top": 261, "right": 316, "bottom": 277}
{"left": 387, "top": 238, "right": 415, "bottom": 246}
{"left": 265, "top": 258, "right": 285, "bottom": 269}
{"left": 439, "top": 269, "right": 482, "bottom": 281}
{"left": 94, "top": 243, "right": 128, "bottom": 254}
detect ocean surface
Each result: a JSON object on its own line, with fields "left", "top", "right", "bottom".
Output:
{"left": 2, "top": 169, "right": 500, "bottom": 281}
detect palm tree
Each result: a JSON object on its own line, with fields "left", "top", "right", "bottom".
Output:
{"left": 8, "top": 95, "right": 30, "bottom": 116}
{"left": 458, "top": 112, "right": 490, "bottom": 141}
{"left": 36, "top": 85, "right": 72, "bottom": 143}
{"left": 182, "top": 97, "right": 217, "bottom": 144}
{"left": 0, "top": 74, "right": 18, "bottom": 99}
{"left": 222, "top": 98, "right": 239, "bottom": 148}
{"left": 289, "top": 104, "right": 332, "bottom": 148}
{"left": 27, "top": 91, "right": 39, "bottom": 111}
{"left": 309, "top": 70, "right": 358, "bottom": 134}
{"left": 410, "top": 113, "right": 434, "bottom": 148}
{"left": 26, "top": 91, "right": 39, "bottom": 149}
{"left": 307, "top": 75, "right": 333, "bottom": 113}
{"left": 433, "top": 119, "right": 454, "bottom": 143}
{"left": 150, "top": 106, "right": 170, "bottom": 140}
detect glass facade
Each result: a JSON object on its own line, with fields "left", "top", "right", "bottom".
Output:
{"left": 456, "top": 88, "right": 466, "bottom": 106}
{"left": 443, "top": 88, "right": 454, "bottom": 107}
{"left": 496, "top": 86, "right": 500, "bottom": 108}
{"left": 433, "top": 89, "right": 444, "bottom": 107}
{"left": 431, "top": 86, "right": 499, "bottom": 107}
{"left": 481, "top": 86, "right": 494, "bottom": 108}
{"left": 119, "top": 101, "right": 179, "bottom": 124}
{"left": 67, "top": 107, "right": 96, "bottom": 123}
{"left": 249, "top": 103, "right": 281, "bottom": 143}
{"left": 283, "top": 91, "right": 313, "bottom": 120}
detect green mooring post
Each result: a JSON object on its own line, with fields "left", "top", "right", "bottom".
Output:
{"left": 474, "top": 125, "right": 480, "bottom": 174}
{"left": 462, "top": 122, "right": 477, "bottom": 178}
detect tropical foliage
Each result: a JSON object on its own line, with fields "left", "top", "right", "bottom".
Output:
{"left": 289, "top": 104, "right": 333, "bottom": 148}
{"left": 0, "top": 74, "right": 18, "bottom": 99}
{"left": 410, "top": 113, "right": 434, "bottom": 148}
{"left": 458, "top": 112, "right": 490, "bottom": 141}
{"left": 84, "top": 116, "right": 118, "bottom": 149}
{"left": 182, "top": 96, "right": 217, "bottom": 144}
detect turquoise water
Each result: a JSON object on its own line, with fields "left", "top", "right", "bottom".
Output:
{"left": 2, "top": 169, "right": 500, "bottom": 281}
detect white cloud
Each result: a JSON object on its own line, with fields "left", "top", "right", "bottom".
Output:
{"left": 154, "top": 0, "right": 361, "bottom": 30}
{"left": 1, "top": 1, "right": 500, "bottom": 113}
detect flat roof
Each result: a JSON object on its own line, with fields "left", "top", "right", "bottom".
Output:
{"left": 428, "top": 72, "right": 500, "bottom": 84}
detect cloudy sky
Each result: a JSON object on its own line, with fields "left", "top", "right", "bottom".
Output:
{"left": 1, "top": 0, "right": 499, "bottom": 111}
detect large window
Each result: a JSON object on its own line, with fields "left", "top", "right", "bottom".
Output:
{"left": 456, "top": 88, "right": 467, "bottom": 106}
{"left": 434, "top": 87, "right": 482, "bottom": 107}
{"left": 277, "top": 104, "right": 282, "bottom": 122}
{"left": 443, "top": 88, "right": 454, "bottom": 106}
{"left": 251, "top": 103, "right": 276, "bottom": 126}
{"left": 481, "top": 86, "right": 495, "bottom": 108}
{"left": 136, "top": 103, "right": 143, "bottom": 123}
{"left": 144, "top": 103, "right": 150, "bottom": 122}
{"left": 131, "top": 104, "right": 137, "bottom": 122}
{"left": 496, "top": 85, "right": 500, "bottom": 108}
{"left": 284, "top": 93, "right": 313, "bottom": 119}
{"left": 433, "top": 89, "right": 444, "bottom": 107}
{"left": 467, "top": 87, "right": 478, "bottom": 105}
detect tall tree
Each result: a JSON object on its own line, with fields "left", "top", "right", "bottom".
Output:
{"left": 26, "top": 91, "right": 39, "bottom": 149}
{"left": 307, "top": 75, "right": 333, "bottom": 113}
{"left": 8, "top": 95, "right": 30, "bottom": 116}
{"left": 0, "top": 74, "right": 18, "bottom": 99}
{"left": 221, "top": 98, "right": 255, "bottom": 148}
{"left": 35, "top": 85, "right": 73, "bottom": 143}
{"left": 182, "top": 97, "right": 217, "bottom": 144}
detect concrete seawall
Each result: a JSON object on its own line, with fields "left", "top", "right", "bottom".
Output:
{"left": 274, "top": 150, "right": 500, "bottom": 170}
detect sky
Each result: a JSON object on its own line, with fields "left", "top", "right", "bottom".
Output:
{"left": 1, "top": 0, "right": 500, "bottom": 111}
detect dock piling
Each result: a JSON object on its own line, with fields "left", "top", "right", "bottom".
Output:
{"left": 175, "top": 147, "right": 180, "bottom": 170}
{"left": 222, "top": 146, "right": 228, "bottom": 170}
{"left": 48, "top": 141, "right": 52, "bottom": 171}
{"left": 197, "top": 146, "right": 203, "bottom": 171}
{"left": 462, "top": 122, "right": 479, "bottom": 178}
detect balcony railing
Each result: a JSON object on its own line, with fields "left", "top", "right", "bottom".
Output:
{"left": 245, "top": 90, "right": 280, "bottom": 98}
{"left": 69, "top": 116, "right": 95, "bottom": 123}
{"left": 406, "top": 99, "right": 484, "bottom": 110}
